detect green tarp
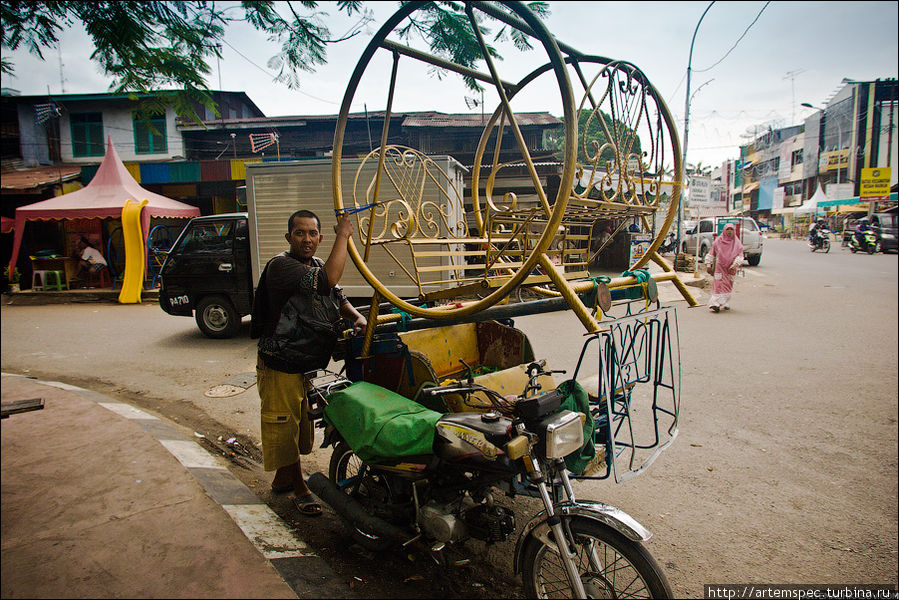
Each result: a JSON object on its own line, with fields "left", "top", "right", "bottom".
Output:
{"left": 324, "top": 380, "right": 596, "bottom": 470}
{"left": 323, "top": 382, "right": 443, "bottom": 462}
{"left": 557, "top": 380, "right": 596, "bottom": 474}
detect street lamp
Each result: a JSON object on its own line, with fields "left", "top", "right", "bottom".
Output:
{"left": 679, "top": 1, "right": 715, "bottom": 256}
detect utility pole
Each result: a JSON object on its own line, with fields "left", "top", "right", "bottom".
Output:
{"left": 57, "top": 45, "right": 67, "bottom": 93}
{"left": 679, "top": 1, "right": 715, "bottom": 257}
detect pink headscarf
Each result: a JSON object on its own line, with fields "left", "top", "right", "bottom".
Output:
{"left": 712, "top": 223, "right": 744, "bottom": 269}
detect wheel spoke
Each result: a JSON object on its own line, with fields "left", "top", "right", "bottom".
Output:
{"left": 364, "top": 50, "right": 401, "bottom": 262}
{"left": 529, "top": 522, "right": 662, "bottom": 599}
{"left": 465, "top": 4, "right": 552, "bottom": 219}
{"left": 332, "top": 2, "right": 576, "bottom": 319}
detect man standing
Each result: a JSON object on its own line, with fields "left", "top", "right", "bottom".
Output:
{"left": 251, "top": 209, "right": 366, "bottom": 516}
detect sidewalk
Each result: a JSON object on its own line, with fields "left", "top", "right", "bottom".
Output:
{"left": 0, "top": 373, "right": 352, "bottom": 599}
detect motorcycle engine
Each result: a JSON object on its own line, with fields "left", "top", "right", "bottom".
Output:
{"left": 419, "top": 501, "right": 469, "bottom": 543}
{"left": 461, "top": 504, "right": 515, "bottom": 543}
{"left": 418, "top": 500, "right": 515, "bottom": 544}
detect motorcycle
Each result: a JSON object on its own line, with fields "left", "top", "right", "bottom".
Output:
{"left": 808, "top": 229, "right": 831, "bottom": 253}
{"left": 658, "top": 231, "right": 677, "bottom": 254}
{"left": 305, "top": 357, "right": 673, "bottom": 599}
{"left": 848, "top": 229, "right": 877, "bottom": 254}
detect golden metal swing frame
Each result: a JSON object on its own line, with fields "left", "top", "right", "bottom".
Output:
{"left": 330, "top": 1, "right": 696, "bottom": 352}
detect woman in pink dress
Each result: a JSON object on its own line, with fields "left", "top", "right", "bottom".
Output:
{"left": 706, "top": 223, "right": 744, "bottom": 312}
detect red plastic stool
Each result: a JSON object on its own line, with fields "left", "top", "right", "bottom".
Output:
{"left": 88, "top": 267, "right": 112, "bottom": 288}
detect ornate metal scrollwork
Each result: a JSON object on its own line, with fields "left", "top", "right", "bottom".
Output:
{"left": 331, "top": 2, "right": 691, "bottom": 329}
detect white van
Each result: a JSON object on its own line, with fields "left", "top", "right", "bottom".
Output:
{"left": 682, "top": 216, "right": 764, "bottom": 266}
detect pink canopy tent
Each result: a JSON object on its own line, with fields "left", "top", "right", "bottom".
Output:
{"left": 8, "top": 138, "right": 200, "bottom": 272}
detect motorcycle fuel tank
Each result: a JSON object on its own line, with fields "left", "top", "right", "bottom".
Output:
{"left": 434, "top": 412, "right": 514, "bottom": 465}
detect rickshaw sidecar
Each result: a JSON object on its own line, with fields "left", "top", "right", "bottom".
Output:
{"left": 344, "top": 320, "right": 554, "bottom": 413}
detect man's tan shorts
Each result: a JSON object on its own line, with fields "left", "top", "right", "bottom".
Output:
{"left": 256, "top": 357, "right": 313, "bottom": 471}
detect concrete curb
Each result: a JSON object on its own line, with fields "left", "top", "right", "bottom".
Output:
{"left": 1, "top": 373, "right": 355, "bottom": 599}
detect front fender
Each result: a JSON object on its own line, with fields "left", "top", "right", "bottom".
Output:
{"left": 513, "top": 500, "right": 652, "bottom": 575}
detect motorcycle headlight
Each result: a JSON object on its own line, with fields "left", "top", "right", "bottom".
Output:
{"left": 544, "top": 410, "right": 585, "bottom": 459}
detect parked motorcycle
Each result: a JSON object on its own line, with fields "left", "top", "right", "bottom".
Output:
{"left": 305, "top": 360, "right": 673, "bottom": 599}
{"left": 658, "top": 231, "right": 677, "bottom": 254}
{"left": 848, "top": 229, "right": 877, "bottom": 254}
{"left": 808, "top": 229, "right": 831, "bottom": 253}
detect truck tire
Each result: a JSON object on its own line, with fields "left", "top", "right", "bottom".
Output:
{"left": 699, "top": 243, "right": 709, "bottom": 259}
{"left": 747, "top": 254, "right": 761, "bottom": 266}
{"left": 195, "top": 295, "right": 240, "bottom": 339}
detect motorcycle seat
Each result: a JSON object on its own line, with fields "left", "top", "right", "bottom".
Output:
{"left": 324, "top": 381, "right": 443, "bottom": 463}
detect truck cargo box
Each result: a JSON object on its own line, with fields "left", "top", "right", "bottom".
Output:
{"left": 246, "top": 156, "right": 467, "bottom": 298}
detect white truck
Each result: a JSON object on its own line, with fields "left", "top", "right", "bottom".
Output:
{"left": 681, "top": 216, "right": 764, "bottom": 266}
{"left": 160, "top": 156, "right": 468, "bottom": 337}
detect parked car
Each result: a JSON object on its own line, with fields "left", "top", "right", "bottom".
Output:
{"left": 866, "top": 212, "right": 898, "bottom": 253}
{"left": 681, "top": 216, "right": 764, "bottom": 266}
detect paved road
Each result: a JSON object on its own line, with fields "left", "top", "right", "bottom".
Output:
{"left": 2, "top": 237, "right": 897, "bottom": 597}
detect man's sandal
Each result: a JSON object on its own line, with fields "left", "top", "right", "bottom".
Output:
{"left": 293, "top": 493, "right": 322, "bottom": 517}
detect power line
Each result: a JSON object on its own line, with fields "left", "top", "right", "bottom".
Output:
{"left": 219, "top": 38, "right": 339, "bottom": 106}
{"left": 668, "top": 2, "right": 772, "bottom": 121}
{"left": 693, "top": 1, "right": 771, "bottom": 74}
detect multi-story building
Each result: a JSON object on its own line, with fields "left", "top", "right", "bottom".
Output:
{"left": 801, "top": 78, "right": 898, "bottom": 206}
{"left": 726, "top": 78, "right": 897, "bottom": 229}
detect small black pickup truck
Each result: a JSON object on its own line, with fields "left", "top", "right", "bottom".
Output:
{"left": 159, "top": 213, "right": 253, "bottom": 338}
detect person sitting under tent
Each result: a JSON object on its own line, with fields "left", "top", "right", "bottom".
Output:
{"left": 72, "top": 236, "right": 108, "bottom": 282}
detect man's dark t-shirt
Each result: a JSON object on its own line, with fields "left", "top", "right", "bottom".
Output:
{"left": 251, "top": 251, "right": 348, "bottom": 372}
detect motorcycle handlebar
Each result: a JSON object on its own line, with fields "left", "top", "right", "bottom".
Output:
{"left": 420, "top": 383, "right": 490, "bottom": 397}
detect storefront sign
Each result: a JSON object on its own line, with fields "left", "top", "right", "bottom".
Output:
{"left": 717, "top": 217, "right": 741, "bottom": 236}
{"left": 688, "top": 176, "right": 711, "bottom": 206}
{"left": 819, "top": 149, "right": 849, "bottom": 172}
{"left": 859, "top": 167, "right": 891, "bottom": 200}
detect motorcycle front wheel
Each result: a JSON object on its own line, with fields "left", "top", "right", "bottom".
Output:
{"left": 522, "top": 516, "right": 672, "bottom": 599}
{"left": 824, "top": 239, "right": 831, "bottom": 253}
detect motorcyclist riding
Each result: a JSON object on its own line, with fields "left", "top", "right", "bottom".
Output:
{"left": 809, "top": 219, "right": 825, "bottom": 246}
{"left": 854, "top": 220, "right": 869, "bottom": 246}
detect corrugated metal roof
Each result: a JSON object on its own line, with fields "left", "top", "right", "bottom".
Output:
{"left": 1, "top": 166, "right": 82, "bottom": 191}
{"left": 178, "top": 110, "right": 562, "bottom": 130}
{"left": 402, "top": 111, "right": 561, "bottom": 127}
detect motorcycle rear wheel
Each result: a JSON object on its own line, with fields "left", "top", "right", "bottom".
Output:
{"left": 522, "top": 516, "right": 672, "bottom": 599}
{"left": 328, "top": 442, "right": 393, "bottom": 551}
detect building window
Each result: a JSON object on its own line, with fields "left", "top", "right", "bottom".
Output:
{"left": 70, "top": 112, "right": 104, "bottom": 157}
{"left": 133, "top": 113, "right": 167, "bottom": 154}
{"left": 791, "top": 149, "right": 803, "bottom": 167}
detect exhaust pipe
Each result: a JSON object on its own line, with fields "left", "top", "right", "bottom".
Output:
{"left": 307, "top": 472, "right": 412, "bottom": 546}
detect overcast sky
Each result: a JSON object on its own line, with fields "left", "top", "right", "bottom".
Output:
{"left": 2, "top": 1, "right": 897, "bottom": 168}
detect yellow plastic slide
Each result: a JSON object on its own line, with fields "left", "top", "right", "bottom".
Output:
{"left": 118, "top": 199, "right": 148, "bottom": 304}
